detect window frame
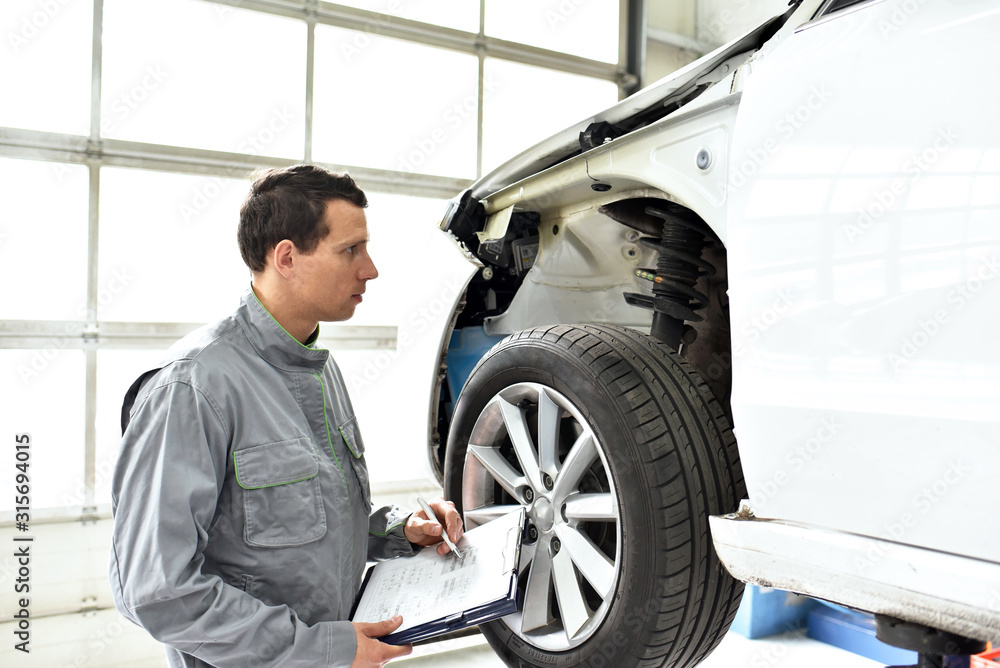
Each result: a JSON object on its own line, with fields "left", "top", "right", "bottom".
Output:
{"left": 0, "top": 0, "right": 630, "bottom": 524}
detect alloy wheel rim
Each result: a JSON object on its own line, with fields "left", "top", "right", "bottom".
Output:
{"left": 462, "top": 382, "right": 621, "bottom": 651}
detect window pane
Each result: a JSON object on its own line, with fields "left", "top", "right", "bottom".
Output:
{"left": 0, "top": 349, "right": 85, "bottom": 511}
{"left": 348, "top": 192, "right": 448, "bottom": 326}
{"left": 95, "top": 348, "right": 168, "bottom": 505}
{"left": 313, "top": 26, "right": 478, "bottom": 179}
{"left": 101, "top": 0, "right": 305, "bottom": 157}
{"left": 482, "top": 59, "right": 619, "bottom": 174}
{"left": 485, "top": 0, "right": 620, "bottom": 64}
{"left": 326, "top": 0, "right": 479, "bottom": 33}
{"left": 0, "top": 0, "right": 92, "bottom": 135}
{"left": 0, "top": 158, "right": 89, "bottom": 320}
{"left": 98, "top": 167, "right": 250, "bottom": 323}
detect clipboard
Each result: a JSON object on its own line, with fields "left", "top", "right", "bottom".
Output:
{"left": 350, "top": 507, "right": 526, "bottom": 645}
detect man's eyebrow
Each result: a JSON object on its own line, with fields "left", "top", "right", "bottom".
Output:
{"left": 334, "top": 235, "right": 370, "bottom": 250}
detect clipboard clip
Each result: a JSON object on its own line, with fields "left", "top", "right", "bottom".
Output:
{"left": 500, "top": 508, "right": 527, "bottom": 574}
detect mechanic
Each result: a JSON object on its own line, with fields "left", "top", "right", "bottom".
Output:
{"left": 109, "top": 164, "right": 463, "bottom": 668}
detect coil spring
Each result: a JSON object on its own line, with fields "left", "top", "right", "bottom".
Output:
{"left": 623, "top": 206, "right": 716, "bottom": 346}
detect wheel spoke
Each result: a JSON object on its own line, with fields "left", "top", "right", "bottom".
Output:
{"left": 497, "top": 397, "right": 543, "bottom": 491}
{"left": 552, "top": 432, "right": 598, "bottom": 502}
{"left": 465, "top": 504, "right": 523, "bottom": 528}
{"left": 521, "top": 540, "right": 554, "bottom": 633}
{"left": 467, "top": 444, "right": 527, "bottom": 501}
{"left": 555, "top": 525, "right": 615, "bottom": 599}
{"left": 536, "top": 388, "right": 561, "bottom": 479}
{"left": 551, "top": 546, "right": 589, "bottom": 639}
{"left": 563, "top": 493, "right": 617, "bottom": 522}
{"left": 517, "top": 538, "right": 536, "bottom": 576}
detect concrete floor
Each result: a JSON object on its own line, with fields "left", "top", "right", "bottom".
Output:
{"left": 395, "top": 628, "right": 884, "bottom": 667}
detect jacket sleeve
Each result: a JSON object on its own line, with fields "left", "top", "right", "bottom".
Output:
{"left": 108, "top": 379, "right": 357, "bottom": 668}
{"left": 367, "top": 505, "right": 416, "bottom": 561}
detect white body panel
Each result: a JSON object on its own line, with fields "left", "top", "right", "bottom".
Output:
{"left": 726, "top": 0, "right": 1000, "bottom": 566}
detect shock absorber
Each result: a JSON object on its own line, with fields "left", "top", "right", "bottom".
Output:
{"left": 623, "top": 205, "right": 717, "bottom": 349}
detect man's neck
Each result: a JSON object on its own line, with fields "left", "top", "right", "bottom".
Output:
{"left": 251, "top": 280, "right": 318, "bottom": 345}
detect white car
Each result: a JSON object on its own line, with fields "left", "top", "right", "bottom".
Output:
{"left": 401, "top": 1, "right": 1000, "bottom": 665}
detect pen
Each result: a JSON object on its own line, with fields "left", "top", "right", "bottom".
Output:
{"left": 417, "top": 497, "right": 463, "bottom": 560}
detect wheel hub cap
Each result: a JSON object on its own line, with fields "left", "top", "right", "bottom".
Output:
{"left": 532, "top": 497, "right": 554, "bottom": 532}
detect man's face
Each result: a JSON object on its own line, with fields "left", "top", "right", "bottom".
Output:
{"left": 293, "top": 198, "right": 378, "bottom": 323}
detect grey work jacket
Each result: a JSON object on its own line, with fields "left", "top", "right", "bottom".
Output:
{"left": 109, "top": 288, "right": 414, "bottom": 667}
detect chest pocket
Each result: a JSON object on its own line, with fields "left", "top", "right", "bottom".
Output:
{"left": 234, "top": 438, "right": 327, "bottom": 548}
{"left": 338, "top": 418, "right": 372, "bottom": 514}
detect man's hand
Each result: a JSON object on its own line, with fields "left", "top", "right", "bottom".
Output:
{"left": 404, "top": 497, "right": 464, "bottom": 556}
{"left": 351, "top": 616, "right": 412, "bottom": 667}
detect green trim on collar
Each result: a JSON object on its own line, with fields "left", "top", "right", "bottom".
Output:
{"left": 250, "top": 286, "right": 327, "bottom": 352}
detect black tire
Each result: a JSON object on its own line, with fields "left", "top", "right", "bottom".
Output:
{"left": 443, "top": 324, "right": 745, "bottom": 668}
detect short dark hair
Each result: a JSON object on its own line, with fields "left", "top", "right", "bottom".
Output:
{"left": 238, "top": 164, "right": 368, "bottom": 273}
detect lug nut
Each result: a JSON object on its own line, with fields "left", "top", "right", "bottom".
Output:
{"left": 528, "top": 525, "right": 538, "bottom": 542}
{"left": 551, "top": 538, "right": 561, "bottom": 555}
{"left": 543, "top": 474, "right": 554, "bottom": 490}
{"left": 523, "top": 488, "right": 534, "bottom": 503}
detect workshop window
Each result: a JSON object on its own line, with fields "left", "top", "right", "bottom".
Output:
{"left": 347, "top": 192, "right": 451, "bottom": 327}
{"left": 313, "top": 27, "right": 480, "bottom": 179}
{"left": 101, "top": 0, "right": 306, "bottom": 158}
{"left": 328, "top": 0, "right": 481, "bottom": 33}
{"left": 0, "top": 350, "right": 86, "bottom": 511}
{"left": 481, "top": 58, "right": 620, "bottom": 174}
{"left": 98, "top": 167, "right": 250, "bottom": 323}
{"left": 0, "top": 0, "right": 627, "bottom": 519}
{"left": 0, "top": 157, "right": 89, "bottom": 321}
{"left": 0, "top": 0, "right": 93, "bottom": 136}
{"left": 485, "top": 0, "right": 621, "bottom": 64}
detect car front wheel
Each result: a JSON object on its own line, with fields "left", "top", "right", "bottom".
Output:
{"left": 444, "top": 324, "right": 745, "bottom": 668}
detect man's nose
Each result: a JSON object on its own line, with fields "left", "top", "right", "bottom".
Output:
{"left": 361, "top": 252, "right": 378, "bottom": 281}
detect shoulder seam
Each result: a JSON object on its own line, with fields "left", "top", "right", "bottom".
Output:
{"left": 132, "top": 378, "right": 230, "bottom": 435}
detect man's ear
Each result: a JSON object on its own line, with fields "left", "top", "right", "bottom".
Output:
{"left": 270, "top": 239, "right": 297, "bottom": 279}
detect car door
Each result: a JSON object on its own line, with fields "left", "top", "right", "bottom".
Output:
{"left": 725, "top": 0, "right": 1000, "bottom": 563}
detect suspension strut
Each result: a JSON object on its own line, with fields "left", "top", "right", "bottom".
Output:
{"left": 623, "top": 205, "right": 717, "bottom": 349}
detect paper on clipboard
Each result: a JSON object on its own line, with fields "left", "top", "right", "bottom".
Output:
{"left": 351, "top": 507, "right": 525, "bottom": 644}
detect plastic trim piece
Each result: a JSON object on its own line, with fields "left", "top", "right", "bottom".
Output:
{"left": 709, "top": 513, "right": 1000, "bottom": 642}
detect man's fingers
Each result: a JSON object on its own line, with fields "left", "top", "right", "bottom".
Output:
{"left": 380, "top": 615, "right": 404, "bottom": 634}
{"left": 351, "top": 618, "right": 412, "bottom": 667}
{"left": 410, "top": 515, "right": 443, "bottom": 537}
{"left": 433, "top": 498, "right": 464, "bottom": 543}
{"left": 445, "top": 508, "right": 464, "bottom": 543}
{"left": 381, "top": 641, "right": 413, "bottom": 661}
{"left": 405, "top": 498, "right": 465, "bottom": 548}
{"left": 360, "top": 615, "right": 403, "bottom": 637}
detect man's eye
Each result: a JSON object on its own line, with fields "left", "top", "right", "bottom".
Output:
{"left": 346, "top": 245, "right": 355, "bottom": 254}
